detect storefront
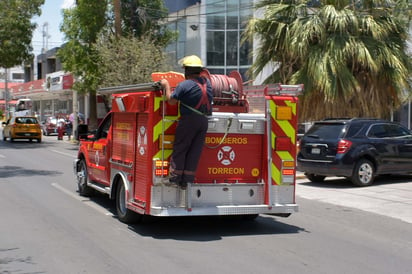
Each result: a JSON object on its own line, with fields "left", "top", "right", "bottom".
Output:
{"left": 8, "top": 71, "right": 81, "bottom": 123}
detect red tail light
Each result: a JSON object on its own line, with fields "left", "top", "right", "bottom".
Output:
{"left": 154, "top": 160, "right": 169, "bottom": 176}
{"left": 337, "top": 139, "right": 352, "bottom": 154}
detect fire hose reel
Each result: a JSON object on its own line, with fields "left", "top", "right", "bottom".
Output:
{"left": 201, "top": 69, "right": 247, "bottom": 112}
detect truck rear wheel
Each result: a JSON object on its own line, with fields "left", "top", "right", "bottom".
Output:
{"left": 77, "top": 159, "right": 94, "bottom": 196}
{"left": 116, "top": 181, "right": 142, "bottom": 224}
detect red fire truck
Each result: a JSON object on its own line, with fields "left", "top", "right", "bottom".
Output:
{"left": 73, "top": 70, "right": 302, "bottom": 224}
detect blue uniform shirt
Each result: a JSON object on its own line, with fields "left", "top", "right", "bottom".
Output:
{"left": 171, "top": 77, "right": 213, "bottom": 116}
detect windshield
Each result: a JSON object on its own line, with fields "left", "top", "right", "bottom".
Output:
{"left": 305, "top": 123, "right": 346, "bottom": 139}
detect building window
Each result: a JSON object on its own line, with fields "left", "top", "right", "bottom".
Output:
{"left": 206, "top": 31, "right": 225, "bottom": 66}
{"left": 206, "top": 0, "right": 252, "bottom": 78}
{"left": 11, "top": 73, "right": 24, "bottom": 80}
{"left": 166, "top": 18, "right": 187, "bottom": 65}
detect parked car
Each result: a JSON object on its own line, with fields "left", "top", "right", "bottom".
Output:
{"left": 2, "top": 116, "right": 42, "bottom": 143}
{"left": 297, "top": 118, "right": 412, "bottom": 186}
{"left": 42, "top": 116, "right": 66, "bottom": 136}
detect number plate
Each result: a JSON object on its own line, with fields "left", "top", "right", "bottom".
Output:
{"left": 311, "top": 148, "right": 321, "bottom": 154}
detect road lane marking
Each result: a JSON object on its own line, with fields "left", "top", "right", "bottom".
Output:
{"left": 50, "top": 149, "right": 76, "bottom": 158}
{"left": 51, "top": 183, "right": 114, "bottom": 217}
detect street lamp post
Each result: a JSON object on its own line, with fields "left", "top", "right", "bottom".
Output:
{"left": 4, "top": 68, "right": 9, "bottom": 119}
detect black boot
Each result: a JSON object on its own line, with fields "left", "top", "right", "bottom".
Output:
{"left": 169, "top": 172, "right": 182, "bottom": 185}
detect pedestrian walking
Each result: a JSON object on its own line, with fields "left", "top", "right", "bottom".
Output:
{"left": 65, "top": 115, "right": 72, "bottom": 140}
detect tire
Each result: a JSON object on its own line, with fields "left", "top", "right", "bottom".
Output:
{"left": 3, "top": 136, "right": 6, "bottom": 141}
{"left": 351, "top": 159, "right": 374, "bottom": 187}
{"left": 37, "top": 138, "right": 42, "bottom": 143}
{"left": 116, "top": 181, "right": 142, "bottom": 224}
{"left": 306, "top": 173, "right": 326, "bottom": 182}
{"left": 76, "top": 159, "right": 94, "bottom": 196}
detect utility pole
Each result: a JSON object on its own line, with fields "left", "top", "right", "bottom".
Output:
{"left": 4, "top": 68, "right": 9, "bottom": 119}
{"left": 42, "top": 22, "right": 49, "bottom": 53}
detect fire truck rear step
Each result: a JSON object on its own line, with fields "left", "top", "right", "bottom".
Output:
{"left": 149, "top": 183, "right": 297, "bottom": 216}
{"left": 150, "top": 204, "right": 297, "bottom": 217}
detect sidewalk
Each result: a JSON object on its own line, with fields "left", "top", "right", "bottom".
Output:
{"left": 295, "top": 175, "right": 412, "bottom": 224}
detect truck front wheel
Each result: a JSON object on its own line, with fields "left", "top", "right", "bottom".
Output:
{"left": 116, "top": 181, "right": 142, "bottom": 224}
{"left": 77, "top": 159, "right": 94, "bottom": 196}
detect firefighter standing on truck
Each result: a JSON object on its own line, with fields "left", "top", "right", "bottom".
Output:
{"left": 159, "top": 55, "right": 213, "bottom": 188}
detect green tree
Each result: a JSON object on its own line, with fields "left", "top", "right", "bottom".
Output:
{"left": 0, "top": 0, "right": 44, "bottom": 69}
{"left": 97, "top": 0, "right": 176, "bottom": 87}
{"left": 58, "top": 0, "right": 107, "bottom": 130}
{"left": 97, "top": 35, "right": 172, "bottom": 87}
{"left": 245, "top": 0, "right": 412, "bottom": 121}
{"left": 0, "top": 0, "right": 44, "bottom": 118}
{"left": 119, "top": 0, "right": 175, "bottom": 46}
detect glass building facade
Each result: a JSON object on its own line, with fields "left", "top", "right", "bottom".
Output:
{"left": 165, "top": 0, "right": 253, "bottom": 80}
{"left": 205, "top": 0, "right": 252, "bottom": 78}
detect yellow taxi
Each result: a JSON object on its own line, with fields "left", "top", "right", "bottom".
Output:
{"left": 2, "top": 116, "right": 42, "bottom": 143}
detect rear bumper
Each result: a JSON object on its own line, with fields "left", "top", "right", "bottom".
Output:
{"left": 149, "top": 203, "right": 298, "bottom": 217}
{"left": 297, "top": 159, "right": 354, "bottom": 177}
{"left": 13, "top": 132, "right": 41, "bottom": 138}
{"left": 147, "top": 183, "right": 298, "bottom": 217}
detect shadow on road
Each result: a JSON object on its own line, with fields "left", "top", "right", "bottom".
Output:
{"left": 0, "top": 165, "right": 62, "bottom": 178}
{"left": 127, "top": 215, "right": 305, "bottom": 241}
{"left": 0, "top": 139, "right": 47, "bottom": 149}
{"left": 298, "top": 174, "right": 412, "bottom": 189}
{"left": 85, "top": 192, "right": 305, "bottom": 241}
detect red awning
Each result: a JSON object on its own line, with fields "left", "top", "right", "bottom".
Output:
{"left": 0, "top": 100, "right": 18, "bottom": 105}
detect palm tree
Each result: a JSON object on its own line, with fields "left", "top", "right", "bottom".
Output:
{"left": 245, "top": 0, "right": 412, "bottom": 121}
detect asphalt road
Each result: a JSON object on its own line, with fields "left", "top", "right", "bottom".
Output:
{"left": 0, "top": 135, "right": 411, "bottom": 274}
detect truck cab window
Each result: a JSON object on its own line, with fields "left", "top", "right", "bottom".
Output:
{"left": 96, "top": 115, "right": 111, "bottom": 139}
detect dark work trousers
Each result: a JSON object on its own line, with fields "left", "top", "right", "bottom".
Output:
{"left": 170, "top": 114, "right": 208, "bottom": 183}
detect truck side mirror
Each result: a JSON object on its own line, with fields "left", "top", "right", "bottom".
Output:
{"left": 77, "top": 124, "right": 89, "bottom": 140}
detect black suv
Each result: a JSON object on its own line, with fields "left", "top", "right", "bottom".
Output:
{"left": 297, "top": 118, "right": 412, "bottom": 186}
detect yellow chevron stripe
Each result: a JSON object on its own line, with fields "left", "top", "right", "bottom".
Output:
{"left": 277, "top": 120, "right": 296, "bottom": 144}
{"left": 277, "top": 150, "right": 294, "bottom": 161}
{"left": 270, "top": 100, "right": 297, "bottom": 117}
{"left": 153, "top": 97, "right": 179, "bottom": 161}
{"left": 271, "top": 162, "right": 281, "bottom": 185}
{"left": 154, "top": 149, "right": 173, "bottom": 160}
{"left": 153, "top": 119, "right": 175, "bottom": 143}
{"left": 285, "top": 100, "right": 297, "bottom": 115}
{"left": 154, "top": 97, "right": 162, "bottom": 112}
{"left": 269, "top": 100, "right": 276, "bottom": 120}
{"left": 271, "top": 151, "right": 294, "bottom": 185}
{"left": 270, "top": 100, "right": 296, "bottom": 144}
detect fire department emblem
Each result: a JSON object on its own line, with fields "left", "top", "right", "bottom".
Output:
{"left": 137, "top": 126, "right": 147, "bottom": 155}
{"left": 217, "top": 146, "right": 235, "bottom": 166}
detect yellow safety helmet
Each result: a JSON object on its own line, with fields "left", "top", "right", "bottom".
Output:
{"left": 179, "top": 55, "right": 203, "bottom": 68}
